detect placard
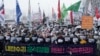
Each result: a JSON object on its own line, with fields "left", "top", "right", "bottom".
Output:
{"left": 81, "top": 16, "right": 93, "bottom": 30}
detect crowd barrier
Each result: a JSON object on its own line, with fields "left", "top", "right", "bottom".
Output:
{"left": 3, "top": 43, "right": 97, "bottom": 56}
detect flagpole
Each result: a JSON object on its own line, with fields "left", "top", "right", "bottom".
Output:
{"left": 2, "top": 0, "right": 5, "bottom": 26}
{"left": 38, "top": 3, "right": 42, "bottom": 24}
{"left": 28, "top": 0, "right": 32, "bottom": 30}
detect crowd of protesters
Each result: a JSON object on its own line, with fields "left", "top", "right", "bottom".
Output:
{"left": 0, "top": 22, "right": 99, "bottom": 55}
{"left": 0, "top": 22, "right": 99, "bottom": 45}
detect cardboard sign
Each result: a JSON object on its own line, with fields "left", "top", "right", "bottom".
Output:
{"left": 81, "top": 16, "right": 93, "bottom": 30}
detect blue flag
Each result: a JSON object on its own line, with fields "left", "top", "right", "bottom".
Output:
{"left": 16, "top": 0, "right": 22, "bottom": 24}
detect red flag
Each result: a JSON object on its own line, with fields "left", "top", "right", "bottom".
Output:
{"left": 0, "top": 0, "right": 5, "bottom": 26}
{"left": 1, "top": 8, "right": 5, "bottom": 14}
{"left": 0, "top": 0, "right": 5, "bottom": 20}
{"left": 95, "top": 7, "right": 100, "bottom": 19}
{"left": 58, "top": 0, "right": 61, "bottom": 20}
{"left": 0, "top": 0, "right": 5, "bottom": 15}
{"left": 70, "top": 11, "right": 73, "bottom": 25}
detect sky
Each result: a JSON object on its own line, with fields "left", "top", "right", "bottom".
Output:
{"left": 1, "top": 0, "right": 80, "bottom": 16}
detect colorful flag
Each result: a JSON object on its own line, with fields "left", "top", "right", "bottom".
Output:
{"left": 16, "top": 0, "right": 22, "bottom": 24}
{"left": 0, "top": 0, "right": 5, "bottom": 26}
{"left": 66, "top": 1, "right": 81, "bottom": 12}
{"left": 58, "top": 0, "right": 61, "bottom": 20}
{"left": 61, "top": 3, "right": 67, "bottom": 20}
{"left": 95, "top": 7, "right": 100, "bottom": 19}
{"left": 66, "top": 1, "right": 81, "bottom": 25}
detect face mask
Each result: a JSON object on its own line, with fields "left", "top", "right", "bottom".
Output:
{"left": 32, "top": 37, "right": 37, "bottom": 41}
{"left": 37, "top": 38, "right": 43, "bottom": 43}
{"left": 73, "top": 38, "right": 78, "bottom": 43}
{"left": 6, "top": 36, "right": 10, "bottom": 40}
{"left": 88, "top": 39, "right": 94, "bottom": 43}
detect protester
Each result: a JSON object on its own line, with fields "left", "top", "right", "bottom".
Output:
{"left": 0, "top": 23, "right": 98, "bottom": 45}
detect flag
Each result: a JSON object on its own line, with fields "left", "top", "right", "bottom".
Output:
{"left": 16, "top": 0, "right": 22, "bottom": 24}
{"left": 95, "top": 7, "right": 100, "bottom": 19}
{"left": 70, "top": 11, "right": 73, "bottom": 25}
{"left": 38, "top": 3, "right": 42, "bottom": 22}
{"left": 66, "top": 1, "right": 81, "bottom": 25}
{"left": 42, "top": 11, "right": 46, "bottom": 24}
{"left": 87, "top": 2, "right": 92, "bottom": 15}
{"left": 28, "top": 0, "right": 32, "bottom": 29}
{"left": 58, "top": 0, "right": 61, "bottom": 20}
{"left": 52, "top": 7, "right": 56, "bottom": 19}
{"left": 66, "top": 1, "right": 81, "bottom": 12}
{"left": 61, "top": 3, "right": 67, "bottom": 20}
{"left": 0, "top": 0, "right": 5, "bottom": 26}
{"left": 78, "top": 0, "right": 86, "bottom": 13}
